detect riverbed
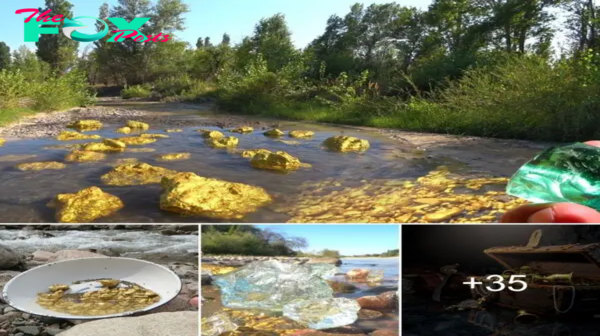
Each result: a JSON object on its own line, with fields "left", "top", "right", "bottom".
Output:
{"left": 0, "top": 100, "right": 548, "bottom": 223}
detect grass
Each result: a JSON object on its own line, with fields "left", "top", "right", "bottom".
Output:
{"left": 0, "top": 107, "right": 40, "bottom": 126}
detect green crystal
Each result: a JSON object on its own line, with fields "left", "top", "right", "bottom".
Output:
{"left": 507, "top": 142, "right": 600, "bottom": 210}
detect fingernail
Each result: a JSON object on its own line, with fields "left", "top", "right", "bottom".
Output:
{"left": 527, "top": 207, "right": 555, "bottom": 223}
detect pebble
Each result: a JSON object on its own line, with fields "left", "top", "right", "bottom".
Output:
{"left": 15, "top": 326, "right": 40, "bottom": 336}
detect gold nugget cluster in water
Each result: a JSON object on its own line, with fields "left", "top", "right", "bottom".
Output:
{"left": 37, "top": 279, "right": 160, "bottom": 316}
{"left": 210, "top": 309, "right": 303, "bottom": 335}
{"left": 280, "top": 166, "right": 528, "bottom": 223}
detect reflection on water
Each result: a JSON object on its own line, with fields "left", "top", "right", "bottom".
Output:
{"left": 0, "top": 111, "right": 537, "bottom": 223}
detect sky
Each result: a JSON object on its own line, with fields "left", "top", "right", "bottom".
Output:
{"left": 2, "top": 0, "right": 429, "bottom": 52}
{"left": 255, "top": 225, "right": 400, "bottom": 256}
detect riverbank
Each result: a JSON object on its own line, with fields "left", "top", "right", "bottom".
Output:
{"left": 0, "top": 232, "right": 198, "bottom": 336}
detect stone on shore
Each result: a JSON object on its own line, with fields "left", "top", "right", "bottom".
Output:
{"left": 16, "top": 161, "right": 66, "bottom": 171}
{"left": 0, "top": 245, "right": 23, "bottom": 270}
{"left": 250, "top": 151, "right": 302, "bottom": 172}
{"left": 47, "top": 186, "right": 124, "bottom": 223}
{"left": 47, "top": 250, "right": 107, "bottom": 262}
{"left": 289, "top": 130, "right": 314, "bottom": 138}
{"left": 263, "top": 129, "right": 284, "bottom": 137}
{"left": 346, "top": 269, "right": 369, "bottom": 279}
{"left": 201, "top": 312, "right": 238, "bottom": 336}
{"left": 67, "top": 120, "right": 103, "bottom": 131}
{"left": 126, "top": 120, "right": 149, "bottom": 130}
{"left": 356, "top": 291, "right": 398, "bottom": 310}
{"left": 160, "top": 172, "right": 272, "bottom": 219}
{"left": 56, "top": 312, "right": 197, "bottom": 336}
{"left": 214, "top": 260, "right": 334, "bottom": 311}
{"left": 32, "top": 250, "right": 55, "bottom": 262}
{"left": 65, "top": 150, "right": 106, "bottom": 163}
{"left": 56, "top": 131, "right": 101, "bottom": 141}
{"left": 101, "top": 163, "right": 178, "bottom": 186}
{"left": 283, "top": 298, "right": 361, "bottom": 330}
{"left": 323, "top": 136, "right": 370, "bottom": 153}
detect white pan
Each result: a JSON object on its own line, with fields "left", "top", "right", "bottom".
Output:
{"left": 1, "top": 257, "right": 182, "bottom": 319}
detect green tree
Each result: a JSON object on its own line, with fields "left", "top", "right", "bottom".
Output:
{"left": 196, "top": 37, "right": 204, "bottom": 49}
{"left": 36, "top": 0, "right": 79, "bottom": 74}
{"left": 0, "top": 42, "right": 10, "bottom": 70}
{"left": 221, "top": 33, "right": 231, "bottom": 46}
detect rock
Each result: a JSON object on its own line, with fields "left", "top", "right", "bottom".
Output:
{"left": 101, "top": 163, "right": 178, "bottom": 186}
{"left": 322, "top": 136, "right": 370, "bottom": 152}
{"left": 126, "top": 120, "right": 149, "bottom": 130}
{"left": 56, "top": 311, "right": 197, "bottom": 336}
{"left": 369, "top": 330, "right": 399, "bottom": 336}
{"left": 240, "top": 149, "right": 271, "bottom": 159}
{"left": 214, "top": 260, "right": 333, "bottom": 311}
{"left": 0, "top": 139, "right": 4, "bottom": 146}
{"left": 47, "top": 186, "right": 124, "bottom": 223}
{"left": 165, "top": 129, "right": 182, "bottom": 133}
{"left": 358, "top": 309, "right": 384, "bottom": 319}
{"left": 64, "top": 150, "right": 106, "bottom": 163}
{"left": 117, "top": 137, "right": 157, "bottom": 145}
{"left": 140, "top": 133, "right": 169, "bottom": 139}
{"left": 356, "top": 291, "right": 398, "bottom": 310}
{"left": 149, "top": 294, "right": 194, "bottom": 313}
{"left": 56, "top": 131, "right": 101, "bottom": 141}
{"left": 156, "top": 153, "right": 191, "bottom": 161}
{"left": 198, "top": 130, "right": 223, "bottom": 139}
{"left": 81, "top": 139, "right": 126, "bottom": 153}
{"left": 283, "top": 298, "right": 360, "bottom": 330}
{"left": 116, "top": 127, "right": 132, "bottom": 134}
{"left": 4, "top": 307, "right": 15, "bottom": 313}
{"left": 159, "top": 172, "right": 272, "bottom": 219}
{"left": 201, "top": 270, "right": 213, "bottom": 285}
{"left": 15, "top": 162, "right": 66, "bottom": 171}
{"left": 0, "top": 247, "right": 22, "bottom": 270}
{"left": 0, "top": 311, "right": 20, "bottom": 323}
{"left": 289, "top": 130, "right": 314, "bottom": 138}
{"left": 205, "top": 136, "right": 238, "bottom": 148}
{"left": 230, "top": 126, "right": 253, "bottom": 133}
{"left": 263, "top": 129, "right": 284, "bottom": 137}
{"left": 347, "top": 269, "right": 369, "bottom": 279}
{"left": 250, "top": 151, "right": 303, "bottom": 172}
{"left": 327, "top": 281, "right": 358, "bottom": 294}
{"left": 66, "top": 120, "right": 103, "bottom": 131}
{"left": 201, "top": 312, "right": 237, "bottom": 336}
{"left": 47, "top": 250, "right": 106, "bottom": 262}
{"left": 0, "top": 329, "right": 7, "bottom": 336}
{"left": 44, "top": 328, "right": 62, "bottom": 336}
{"left": 15, "top": 326, "right": 40, "bottom": 335}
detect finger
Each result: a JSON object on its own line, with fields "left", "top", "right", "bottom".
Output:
{"left": 584, "top": 141, "right": 600, "bottom": 147}
{"left": 528, "top": 203, "right": 600, "bottom": 223}
{"left": 500, "top": 203, "right": 553, "bottom": 223}
{"left": 189, "top": 297, "right": 198, "bottom": 307}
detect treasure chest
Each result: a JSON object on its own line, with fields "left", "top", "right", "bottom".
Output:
{"left": 470, "top": 229, "right": 600, "bottom": 317}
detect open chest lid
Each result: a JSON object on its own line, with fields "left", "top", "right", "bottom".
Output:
{"left": 483, "top": 230, "right": 600, "bottom": 279}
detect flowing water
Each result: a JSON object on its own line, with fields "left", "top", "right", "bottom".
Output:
{"left": 0, "top": 102, "right": 544, "bottom": 223}
{"left": 0, "top": 229, "right": 198, "bottom": 261}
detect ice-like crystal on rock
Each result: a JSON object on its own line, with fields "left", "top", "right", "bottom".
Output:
{"left": 507, "top": 142, "right": 600, "bottom": 210}
{"left": 214, "top": 260, "right": 334, "bottom": 311}
{"left": 307, "top": 263, "right": 338, "bottom": 279}
{"left": 201, "top": 312, "right": 238, "bottom": 336}
{"left": 282, "top": 297, "right": 361, "bottom": 330}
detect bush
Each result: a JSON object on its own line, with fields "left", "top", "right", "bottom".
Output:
{"left": 121, "top": 84, "right": 152, "bottom": 99}
{"left": 0, "top": 70, "right": 27, "bottom": 109}
{"left": 201, "top": 230, "right": 295, "bottom": 256}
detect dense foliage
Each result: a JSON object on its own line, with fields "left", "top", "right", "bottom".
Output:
{"left": 201, "top": 225, "right": 308, "bottom": 256}
{"left": 4, "top": 0, "right": 600, "bottom": 140}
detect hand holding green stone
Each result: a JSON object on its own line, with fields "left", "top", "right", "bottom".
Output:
{"left": 502, "top": 141, "right": 600, "bottom": 223}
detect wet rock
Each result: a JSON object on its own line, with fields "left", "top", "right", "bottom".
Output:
{"left": 16, "top": 161, "right": 66, "bottom": 171}
{"left": 358, "top": 309, "right": 384, "bottom": 320}
{"left": 56, "top": 131, "right": 101, "bottom": 141}
{"left": 64, "top": 150, "right": 106, "bottom": 162}
{"left": 32, "top": 250, "right": 55, "bottom": 262}
{"left": 356, "top": 291, "right": 398, "bottom": 310}
{"left": 117, "top": 136, "right": 157, "bottom": 145}
{"left": 48, "top": 249, "right": 106, "bottom": 262}
{"left": 198, "top": 130, "right": 224, "bottom": 139}
{"left": 116, "top": 126, "right": 132, "bottom": 134}
{"left": 250, "top": 151, "right": 302, "bottom": 172}
{"left": 0, "top": 246, "right": 23, "bottom": 270}
{"left": 165, "top": 129, "right": 182, "bottom": 133}
{"left": 241, "top": 149, "right": 271, "bottom": 158}
{"left": 160, "top": 172, "right": 272, "bottom": 219}
{"left": 347, "top": 269, "right": 369, "bottom": 279}
{"left": 230, "top": 126, "right": 253, "bottom": 134}
{"left": 323, "top": 136, "right": 370, "bottom": 152}
{"left": 101, "top": 163, "right": 178, "bottom": 186}
{"left": 126, "top": 120, "right": 149, "bottom": 130}
{"left": 283, "top": 298, "right": 361, "bottom": 330}
{"left": 156, "top": 153, "right": 191, "bottom": 161}
{"left": 57, "top": 311, "right": 197, "bottom": 336}
{"left": 67, "top": 120, "right": 103, "bottom": 131}
{"left": 201, "top": 269, "right": 213, "bottom": 285}
{"left": 289, "top": 130, "right": 314, "bottom": 138}
{"left": 327, "top": 281, "right": 358, "bottom": 293}
{"left": 206, "top": 136, "right": 239, "bottom": 148}
{"left": 201, "top": 312, "right": 238, "bottom": 336}
{"left": 15, "top": 326, "right": 40, "bottom": 335}
{"left": 140, "top": 133, "right": 169, "bottom": 139}
{"left": 81, "top": 139, "right": 126, "bottom": 153}
{"left": 214, "top": 260, "right": 333, "bottom": 311}
{"left": 263, "top": 129, "right": 284, "bottom": 137}
{"left": 369, "top": 330, "right": 399, "bottom": 336}
{"left": 47, "top": 186, "right": 124, "bottom": 223}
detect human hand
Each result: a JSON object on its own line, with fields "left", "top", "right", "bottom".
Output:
{"left": 501, "top": 141, "right": 600, "bottom": 223}
{"left": 190, "top": 297, "right": 198, "bottom": 307}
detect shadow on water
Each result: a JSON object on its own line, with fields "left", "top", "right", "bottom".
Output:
{"left": 0, "top": 103, "right": 545, "bottom": 223}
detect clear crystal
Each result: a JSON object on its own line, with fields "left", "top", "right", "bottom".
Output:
{"left": 307, "top": 263, "right": 338, "bottom": 279}
{"left": 507, "top": 142, "right": 600, "bottom": 209}
{"left": 214, "top": 260, "right": 334, "bottom": 311}
{"left": 283, "top": 298, "right": 361, "bottom": 330}
{"left": 201, "top": 312, "right": 237, "bottom": 336}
